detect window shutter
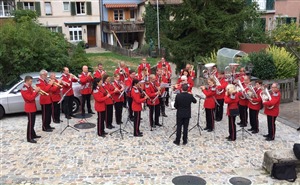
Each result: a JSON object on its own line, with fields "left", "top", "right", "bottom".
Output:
{"left": 86, "top": 2, "right": 92, "bottom": 15}
{"left": 71, "top": 2, "right": 76, "bottom": 16}
{"left": 17, "top": 2, "right": 23, "bottom": 10}
{"left": 35, "top": 2, "right": 41, "bottom": 16}
{"left": 58, "top": 27, "right": 63, "bottom": 33}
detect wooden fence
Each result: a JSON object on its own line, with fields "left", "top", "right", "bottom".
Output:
{"left": 101, "top": 42, "right": 136, "bottom": 57}
{"left": 262, "top": 78, "right": 295, "bottom": 103}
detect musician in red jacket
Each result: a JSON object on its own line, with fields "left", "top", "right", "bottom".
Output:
{"left": 247, "top": 80, "right": 263, "bottom": 134}
{"left": 215, "top": 71, "right": 228, "bottom": 121}
{"left": 146, "top": 74, "right": 162, "bottom": 129}
{"left": 125, "top": 70, "right": 136, "bottom": 121}
{"left": 224, "top": 84, "right": 239, "bottom": 141}
{"left": 93, "top": 63, "right": 106, "bottom": 79}
{"left": 201, "top": 77, "right": 216, "bottom": 132}
{"left": 157, "top": 58, "right": 172, "bottom": 106}
{"left": 237, "top": 75, "right": 250, "bottom": 127}
{"left": 61, "top": 67, "right": 78, "bottom": 119}
{"left": 263, "top": 83, "right": 281, "bottom": 141}
{"left": 114, "top": 61, "right": 130, "bottom": 82}
{"left": 138, "top": 58, "right": 151, "bottom": 76}
{"left": 180, "top": 64, "right": 195, "bottom": 80}
{"left": 79, "top": 65, "right": 94, "bottom": 117}
{"left": 93, "top": 78, "right": 110, "bottom": 137}
{"left": 102, "top": 74, "right": 117, "bottom": 129}
{"left": 131, "top": 79, "right": 148, "bottom": 137}
{"left": 112, "top": 74, "right": 125, "bottom": 125}
{"left": 36, "top": 69, "right": 54, "bottom": 132}
{"left": 49, "top": 73, "right": 62, "bottom": 123}
{"left": 21, "top": 76, "right": 41, "bottom": 143}
{"left": 156, "top": 68, "right": 169, "bottom": 117}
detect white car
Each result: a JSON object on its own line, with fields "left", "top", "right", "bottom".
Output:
{"left": 0, "top": 72, "right": 81, "bottom": 119}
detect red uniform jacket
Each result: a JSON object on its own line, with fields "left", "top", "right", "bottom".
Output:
{"left": 93, "top": 69, "right": 106, "bottom": 79}
{"left": 21, "top": 84, "right": 39, "bottom": 113}
{"left": 177, "top": 77, "right": 194, "bottom": 89}
{"left": 215, "top": 78, "right": 228, "bottom": 100}
{"left": 248, "top": 88, "right": 262, "bottom": 111}
{"left": 263, "top": 91, "right": 281, "bottom": 117}
{"left": 114, "top": 67, "right": 129, "bottom": 82}
{"left": 93, "top": 86, "right": 109, "bottom": 112}
{"left": 61, "top": 73, "right": 78, "bottom": 96}
{"left": 36, "top": 77, "right": 52, "bottom": 105}
{"left": 224, "top": 93, "right": 239, "bottom": 116}
{"left": 102, "top": 82, "right": 115, "bottom": 105}
{"left": 131, "top": 86, "right": 146, "bottom": 111}
{"left": 137, "top": 73, "right": 150, "bottom": 82}
{"left": 112, "top": 80, "right": 124, "bottom": 103}
{"left": 203, "top": 86, "right": 216, "bottom": 109}
{"left": 145, "top": 82, "right": 160, "bottom": 106}
{"left": 79, "top": 72, "right": 93, "bottom": 95}
{"left": 238, "top": 83, "right": 249, "bottom": 106}
{"left": 180, "top": 69, "right": 196, "bottom": 80}
{"left": 157, "top": 61, "right": 172, "bottom": 76}
{"left": 138, "top": 63, "right": 151, "bottom": 75}
{"left": 125, "top": 77, "right": 133, "bottom": 98}
{"left": 50, "top": 79, "right": 61, "bottom": 102}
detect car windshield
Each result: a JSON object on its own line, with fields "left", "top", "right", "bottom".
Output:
{"left": 0, "top": 77, "right": 23, "bottom": 92}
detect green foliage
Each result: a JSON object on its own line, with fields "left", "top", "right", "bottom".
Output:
{"left": 248, "top": 51, "right": 276, "bottom": 80}
{"left": 271, "top": 22, "right": 300, "bottom": 43}
{"left": 69, "top": 43, "right": 90, "bottom": 75}
{"left": 196, "top": 50, "right": 217, "bottom": 65}
{"left": 238, "top": 18, "right": 271, "bottom": 43}
{"left": 12, "top": 10, "right": 38, "bottom": 23}
{"left": 267, "top": 46, "right": 298, "bottom": 79}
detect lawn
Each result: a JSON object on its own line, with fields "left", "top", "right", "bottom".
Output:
{"left": 87, "top": 52, "right": 159, "bottom": 76}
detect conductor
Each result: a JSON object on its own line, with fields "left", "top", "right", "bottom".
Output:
{"left": 173, "top": 84, "right": 197, "bottom": 145}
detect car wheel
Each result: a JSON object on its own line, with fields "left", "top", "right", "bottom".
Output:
{"left": 72, "top": 98, "right": 80, "bottom": 113}
{"left": 0, "top": 106, "right": 5, "bottom": 119}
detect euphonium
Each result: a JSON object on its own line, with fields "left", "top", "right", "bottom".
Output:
{"left": 202, "top": 63, "right": 215, "bottom": 78}
{"left": 247, "top": 85, "right": 259, "bottom": 105}
{"left": 260, "top": 87, "right": 274, "bottom": 109}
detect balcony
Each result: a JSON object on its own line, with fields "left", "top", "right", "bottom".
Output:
{"left": 253, "top": 0, "right": 275, "bottom": 13}
{"left": 102, "top": 21, "right": 145, "bottom": 33}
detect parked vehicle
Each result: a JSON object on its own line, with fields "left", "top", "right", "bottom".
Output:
{"left": 0, "top": 72, "right": 81, "bottom": 119}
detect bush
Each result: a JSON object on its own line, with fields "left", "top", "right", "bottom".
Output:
{"left": 249, "top": 51, "right": 276, "bottom": 80}
{"left": 267, "top": 46, "right": 298, "bottom": 79}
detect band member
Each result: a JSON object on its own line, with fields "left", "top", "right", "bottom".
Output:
{"left": 138, "top": 67, "right": 150, "bottom": 82}
{"left": 201, "top": 77, "right": 216, "bottom": 132}
{"left": 112, "top": 74, "right": 125, "bottom": 125}
{"left": 125, "top": 70, "right": 136, "bottom": 121}
{"left": 131, "top": 79, "right": 148, "bottom": 137}
{"left": 21, "top": 76, "right": 41, "bottom": 143}
{"left": 36, "top": 69, "right": 54, "bottom": 132}
{"left": 215, "top": 71, "right": 228, "bottom": 121}
{"left": 237, "top": 75, "right": 250, "bottom": 127}
{"left": 235, "top": 67, "right": 246, "bottom": 83}
{"left": 156, "top": 68, "right": 168, "bottom": 116}
{"left": 138, "top": 58, "right": 151, "bottom": 76}
{"left": 93, "top": 63, "right": 106, "bottom": 79}
{"left": 180, "top": 64, "right": 195, "bottom": 80}
{"left": 263, "top": 83, "right": 281, "bottom": 141}
{"left": 61, "top": 67, "right": 78, "bottom": 119}
{"left": 115, "top": 61, "right": 130, "bottom": 82}
{"left": 102, "top": 74, "right": 117, "bottom": 129}
{"left": 79, "top": 65, "right": 94, "bottom": 117}
{"left": 224, "top": 84, "right": 239, "bottom": 141}
{"left": 93, "top": 78, "right": 110, "bottom": 137}
{"left": 49, "top": 73, "right": 62, "bottom": 123}
{"left": 212, "top": 65, "right": 218, "bottom": 77}
{"left": 157, "top": 57, "right": 172, "bottom": 106}
{"left": 146, "top": 74, "right": 162, "bottom": 129}
{"left": 177, "top": 69, "right": 194, "bottom": 89}
{"left": 173, "top": 84, "right": 197, "bottom": 145}
{"left": 247, "top": 80, "right": 263, "bottom": 133}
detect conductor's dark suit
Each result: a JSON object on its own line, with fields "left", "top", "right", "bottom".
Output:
{"left": 174, "top": 91, "right": 197, "bottom": 144}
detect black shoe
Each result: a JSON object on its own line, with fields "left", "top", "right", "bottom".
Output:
{"left": 27, "top": 139, "right": 37, "bottom": 143}
{"left": 66, "top": 116, "right": 72, "bottom": 119}
{"left": 53, "top": 120, "right": 60, "bottom": 124}
{"left": 173, "top": 141, "right": 180, "bottom": 146}
{"left": 42, "top": 129, "right": 53, "bottom": 132}
{"left": 215, "top": 119, "right": 221, "bottom": 122}
{"left": 155, "top": 123, "right": 162, "bottom": 127}
{"left": 139, "top": 132, "right": 143, "bottom": 135}
{"left": 140, "top": 118, "right": 143, "bottom": 120}
{"left": 263, "top": 134, "right": 269, "bottom": 137}
{"left": 248, "top": 128, "right": 253, "bottom": 131}
{"left": 252, "top": 131, "right": 258, "bottom": 134}
{"left": 227, "top": 138, "right": 236, "bottom": 141}
{"left": 134, "top": 134, "right": 143, "bottom": 137}
{"left": 162, "top": 113, "right": 168, "bottom": 117}
{"left": 266, "top": 137, "right": 274, "bottom": 141}
{"left": 60, "top": 120, "right": 63, "bottom": 122}
{"left": 111, "top": 125, "right": 115, "bottom": 129}
{"left": 49, "top": 126, "right": 55, "bottom": 129}
{"left": 240, "top": 124, "right": 246, "bottom": 127}
{"left": 33, "top": 135, "right": 41, "bottom": 139}
{"left": 204, "top": 127, "right": 208, "bottom": 130}
{"left": 237, "top": 122, "right": 241, "bottom": 125}
{"left": 103, "top": 132, "right": 108, "bottom": 135}
{"left": 98, "top": 134, "right": 106, "bottom": 137}
{"left": 120, "top": 121, "right": 123, "bottom": 124}
{"left": 107, "top": 126, "right": 112, "bottom": 129}
{"left": 183, "top": 141, "right": 187, "bottom": 145}
{"left": 207, "top": 129, "right": 213, "bottom": 132}
{"left": 116, "top": 122, "right": 121, "bottom": 125}
{"left": 225, "top": 136, "right": 230, "bottom": 139}
{"left": 70, "top": 114, "right": 76, "bottom": 117}
{"left": 130, "top": 117, "right": 135, "bottom": 121}
{"left": 88, "top": 111, "right": 95, "bottom": 114}
{"left": 151, "top": 125, "right": 156, "bottom": 128}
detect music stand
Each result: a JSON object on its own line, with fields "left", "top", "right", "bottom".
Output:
{"left": 160, "top": 91, "right": 168, "bottom": 127}
{"left": 122, "top": 105, "right": 134, "bottom": 130}
{"left": 188, "top": 94, "right": 204, "bottom": 136}
{"left": 110, "top": 118, "right": 128, "bottom": 140}
{"left": 237, "top": 125, "right": 252, "bottom": 139}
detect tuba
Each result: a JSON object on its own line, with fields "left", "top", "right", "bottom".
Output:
{"left": 225, "top": 63, "right": 239, "bottom": 83}
{"left": 236, "top": 80, "right": 249, "bottom": 99}
{"left": 247, "top": 85, "right": 259, "bottom": 105}
{"left": 202, "top": 63, "right": 215, "bottom": 78}
{"left": 260, "top": 87, "right": 274, "bottom": 109}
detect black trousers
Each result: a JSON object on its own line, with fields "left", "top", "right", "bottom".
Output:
{"left": 267, "top": 115, "right": 277, "bottom": 139}
{"left": 41, "top": 104, "right": 52, "bottom": 130}
{"left": 215, "top": 99, "right": 224, "bottom": 121}
{"left": 165, "top": 87, "right": 170, "bottom": 106}
{"left": 97, "top": 111, "right": 105, "bottom": 136}
{"left": 159, "top": 97, "right": 166, "bottom": 114}
{"left": 127, "top": 97, "right": 133, "bottom": 118}
{"left": 228, "top": 116, "right": 236, "bottom": 140}
{"left": 249, "top": 108, "right": 259, "bottom": 132}
{"left": 105, "top": 104, "right": 113, "bottom": 127}
{"left": 205, "top": 108, "right": 215, "bottom": 130}
{"left": 63, "top": 95, "right": 74, "bottom": 117}
{"left": 81, "top": 94, "right": 92, "bottom": 115}
{"left": 52, "top": 101, "right": 60, "bottom": 122}
{"left": 175, "top": 117, "right": 190, "bottom": 143}
{"left": 148, "top": 104, "right": 160, "bottom": 127}
{"left": 26, "top": 112, "right": 36, "bottom": 141}
{"left": 114, "top": 102, "right": 123, "bottom": 123}
{"left": 238, "top": 104, "right": 248, "bottom": 126}
{"left": 123, "top": 94, "right": 127, "bottom": 107}
{"left": 133, "top": 111, "right": 141, "bottom": 136}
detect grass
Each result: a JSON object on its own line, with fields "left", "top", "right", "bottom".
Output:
{"left": 87, "top": 52, "right": 159, "bottom": 76}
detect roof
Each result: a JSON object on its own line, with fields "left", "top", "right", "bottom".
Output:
{"left": 104, "top": 3, "right": 138, "bottom": 8}
{"left": 148, "top": 0, "right": 183, "bottom": 5}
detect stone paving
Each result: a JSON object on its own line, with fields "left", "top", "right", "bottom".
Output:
{"left": 1, "top": 88, "right": 300, "bottom": 185}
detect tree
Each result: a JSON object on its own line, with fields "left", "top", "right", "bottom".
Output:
{"left": 271, "top": 21, "right": 300, "bottom": 43}
{"left": 161, "top": 0, "right": 260, "bottom": 68}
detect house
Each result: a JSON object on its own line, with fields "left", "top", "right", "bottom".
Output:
{"left": 101, "top": 0, "right": 145, "bottom": 49}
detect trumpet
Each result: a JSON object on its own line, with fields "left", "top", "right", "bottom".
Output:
{"left": 33, "top": 86, "right": 49, "bottom": 96}
{"left": 53, "top": 82, "right": 63, "bottom": 88}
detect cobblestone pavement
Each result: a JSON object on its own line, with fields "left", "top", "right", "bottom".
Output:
{"left": 1, "top": 88, "right": 300, "bottom": 185}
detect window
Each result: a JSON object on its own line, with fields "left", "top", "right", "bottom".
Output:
{"left": 130, "top": 9, "right": 135, "bottom": 20}
{"left": 44, "top": 2, "right": 52, "bottom": 15}
{"left": 23, "top": 2, "right": 34, "bottom": 11}
{"left": 69, "top": 26, "right": 82, "bottom": 41}
{"left": 76, "top": 2, "right": 85, "bottom": 15}
{"left": 63, "top": 2, "right": 70, "bottom": 11}
{"left": 48, "top": 27, "right": 58, "bottom": 32}
{"left": 0, "top": 1, "right": 14, "bottom": 17}
{"left": 114, "top": 9, "right": 123, "bottom": 21}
